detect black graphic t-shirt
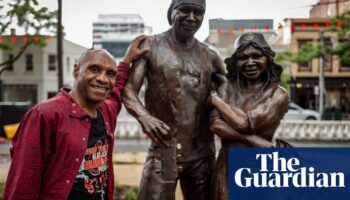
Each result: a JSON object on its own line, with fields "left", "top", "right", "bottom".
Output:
{"left": 68, "top": 110, "right": 109, "bottom": 200}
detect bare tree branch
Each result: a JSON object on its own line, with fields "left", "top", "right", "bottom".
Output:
{"left": 0, "top": 41, "right": 32, "bottom": 74}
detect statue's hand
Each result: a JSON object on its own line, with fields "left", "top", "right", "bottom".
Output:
{"left": 246, "top": 135, "right": 273, "bottom": 148}
{"left": 208, "top": 83, "right": 218, "bottom": 105}
{"left": 138, "top": 115, "right": 171, "bottom": 148}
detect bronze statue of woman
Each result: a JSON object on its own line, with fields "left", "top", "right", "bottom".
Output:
{"left": 208, "top": 32, "right": 290, "bottom": 200}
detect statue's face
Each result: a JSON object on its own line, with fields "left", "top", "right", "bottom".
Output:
{"left": 236, "top": 45, "right": 267, "bottom": 81}
{"left": 172, "top": 3, "right": 204, "bottom": 38}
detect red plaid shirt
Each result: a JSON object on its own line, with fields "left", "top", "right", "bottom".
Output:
{"left": 4, "top": 62, "right": 129, "bottom": 200}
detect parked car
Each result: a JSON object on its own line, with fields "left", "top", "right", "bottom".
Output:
{"left": 283, "top": 102, "right": 320, "bottom": 120}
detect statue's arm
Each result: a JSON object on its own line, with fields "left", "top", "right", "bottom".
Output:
{"left": 209, "top": 94, "right": 250, "bottom": 132}
{"left": 123, "top": 39, "right": 170, "bottom": 148}
{"left": 208, "top": 52, "right": 250, "bottom": 132}
{"left": 211, "top": 51, "right": 227, "bottom": 99}
{"left": 210, "top": 86, "right": 289, "bottom": 135}
{"left": 210, "top": 117, "right": 273, "bottom": 147}
{"left": 247, "top": 87, "right": 289, "bottom": 133}
{"left": 122, "top": 55, "right": 149, "bottom": 120}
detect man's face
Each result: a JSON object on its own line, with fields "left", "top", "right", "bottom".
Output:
{"left": 172, "top": 3, "right": 205, "bottom": 38}
{"left": 236, "top": 45, "right": 268, "bottom": 81}
{"left": 73, "top": 51, "right": 117, "bottom": 104}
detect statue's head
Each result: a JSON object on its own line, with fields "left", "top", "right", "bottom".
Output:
{"left": 225, "top": 32, "right": 283, "bottom": 83}
{"left": 167, "top": 0, "right": 206, "bottom": 38}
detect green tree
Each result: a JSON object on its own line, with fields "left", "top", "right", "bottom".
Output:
{"left": 0, "top": 0, "right": 57, "bottom": 73}
{"left": 330, "top": 11, "right": 350, "bottom": 64}
{"left": 275, "top": 51, "right": 292, "bottom": 91}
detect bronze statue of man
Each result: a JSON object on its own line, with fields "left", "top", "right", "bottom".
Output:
{"left": 123, "top": 0, "right": 226, "bottom": 199}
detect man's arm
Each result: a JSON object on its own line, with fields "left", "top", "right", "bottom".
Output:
{"left": 4, "top": 109, "right": 52, "bottom": 199}
{"left": 123, "top": 37, "right": 170, "bottom": 148}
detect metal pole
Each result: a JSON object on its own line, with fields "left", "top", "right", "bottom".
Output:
{"left": 336, "top": 0, "right": 339, "bottom": 17}
{"left": 0, "top": 79, "right": 3, "bottom": 101}
{"left": 319, "top": 30, "right": 325, "bottom": 120}
{"left": 57, "top": 0, "right": 63, "bottom": 90}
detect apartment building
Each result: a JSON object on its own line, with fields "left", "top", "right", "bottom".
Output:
{"left": 92, "top": 14, "right": 152, "bottom": 60}
{"left": 284, "top": 18, "right": 350, "bottom": 118}
{"left": 310, "top": 0, "right": 350, "bottom": 18}
{"left": 0, "top": 35, "right": 87, "bottom": 104}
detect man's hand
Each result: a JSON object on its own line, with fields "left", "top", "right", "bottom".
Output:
{"left": 138, "top": 114, "right": 171, "bottom": 148}
{"left": 122, "top": 35, "right": 150, "bottom": 64}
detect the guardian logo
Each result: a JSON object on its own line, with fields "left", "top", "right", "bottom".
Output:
{"left": 234, "top": 152, "right": 345, "bottom": 188}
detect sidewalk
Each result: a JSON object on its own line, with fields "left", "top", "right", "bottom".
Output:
{"left": 113, "top": 152, "right": 146, "bottom": 187}
{"left": 114, "top": 152, "right": 183, "bottom": 200}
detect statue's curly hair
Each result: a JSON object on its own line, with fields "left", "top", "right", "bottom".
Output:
{"left": 224, "top": 42, "right": 283, "bottom": 83}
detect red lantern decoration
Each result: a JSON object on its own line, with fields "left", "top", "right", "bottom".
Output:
{"left": 11, "top": 36, "right": 16, "bottom": 43}
{"left": 227, "top": 28, "right": 234, "bottom": 34}
{"left": 301, "top": 23, "right": 307, "bottom": 29}
{"left": 216, "top": 28, "right": 221, "bottom": 35}
{"left": 337, "top": 20, "right": 342, "bottom": 27}
{"left": 22, "top": 36, "right": 28, "bottom": 43}
{"left": 314, "top": 23, "right": 319, "bottom": 28}
{"left": 45, "top": 36, "right": 51, "bottom": 42}
{"left": 290, "top": 24, "right": 295, "bottom": 31}
{"left": 325, "top": 21, "right": 331, "bottom": 27}
{"left": 0, "top": 36, "right": 3, "bottom": 43}
{"left": 277, "top": 25, "right": 283, "bottom": 30}
{"left": 264, "top": 26, "right": 270, "bottom": 31}
{"left": 34, "top": 36, "right": 40, "bottom": 43}
{"left": 240, "top": 27, "right": 245, "bottom": 33}
{"left": 254, "top": 26, "right": 258, "bottom": 32}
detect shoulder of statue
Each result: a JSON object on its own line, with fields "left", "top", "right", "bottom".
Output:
{"left": 196, "top": 40, "right": 211, "bottom": 51}
{"left": 277, "top": 84, "right": 288, "bottom": 93}
{"left": 271, "top": 84, "right": 290, "bottom": 104}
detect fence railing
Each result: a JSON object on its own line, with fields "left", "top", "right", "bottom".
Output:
{"left": 116, "top": 118, "right": 350, "bottom": 141}
{"left": 275, "top": 120, "right": 350, "bottom": 141}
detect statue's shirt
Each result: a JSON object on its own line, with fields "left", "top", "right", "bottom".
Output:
{"left": 144, "top": 31, "right": 216, "bottom": 162}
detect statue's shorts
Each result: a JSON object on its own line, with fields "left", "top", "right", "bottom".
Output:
{"left": 136, "top": 153, "right": 215, "bottom": 200}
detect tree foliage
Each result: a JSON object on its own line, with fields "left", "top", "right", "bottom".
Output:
{"left": 330, "top": 11, "right": 350, "bottom": 64}
{"left": 0, "top": 0, "right": 57, "bottom": 71}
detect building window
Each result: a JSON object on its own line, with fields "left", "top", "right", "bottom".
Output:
{"left": 340, "top": 58, "right": 350, "bottom": 71}
{"left": 297, "top": 39, "right": 312, "bottom": 71}
{"left": 4, "top": 54, "right": 14, "bottom": 71}
{"left": 339, "top": 39, "right": 350, "bottom": 71}
{"left": 48, "top": 54, "right": 56, "bottom": 71}
{"left": 26, "top": 54, "right": 33, "bottom": 71}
